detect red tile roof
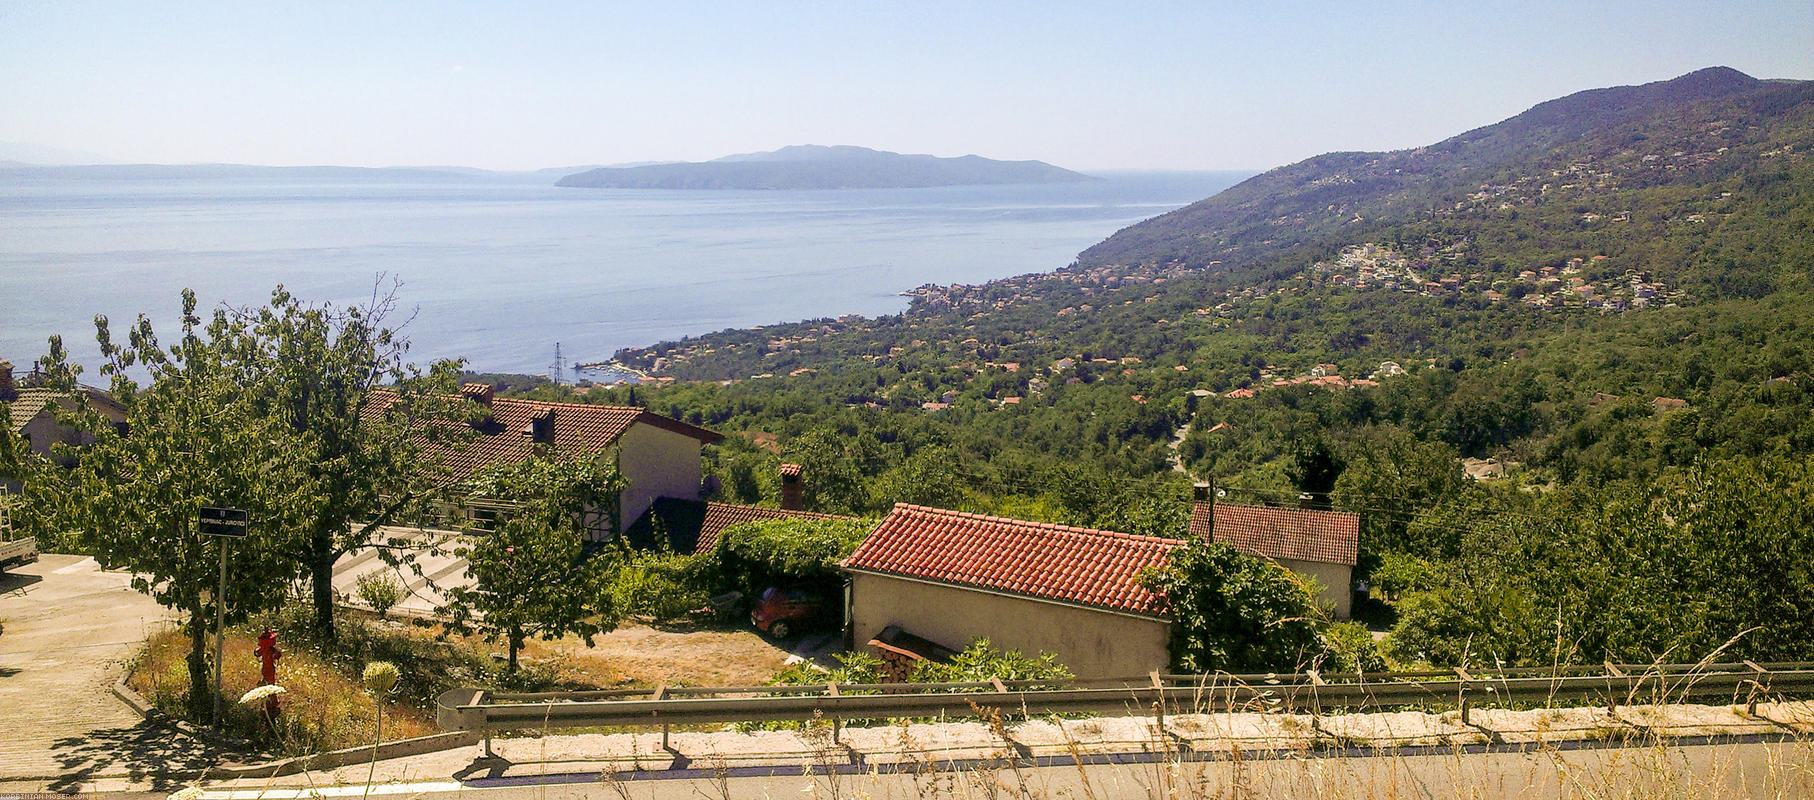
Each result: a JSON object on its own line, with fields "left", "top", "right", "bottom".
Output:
{"left": 367, "top": 391, "right": 720, "bottom": 481}
{"left": 1187, "top": 502, "right": 1358, "bottom": 566}
{"left": 844, "top": 504, "right": 1179, "bottom": 618}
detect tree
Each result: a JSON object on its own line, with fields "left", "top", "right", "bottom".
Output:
{"left": 7, "top": 297, "right": 301, "bottom": 720}
{"left": 441, "top": 514, "right": 613, "bottom": 675}
{"left": 229, "top": 283, "right": 468, "bottom": 639}
{"left": 1143, "top": 540, "right": 1322, "bottom": 673}
{"left": 440, "top": 454, "right": 628, "bottom": 674}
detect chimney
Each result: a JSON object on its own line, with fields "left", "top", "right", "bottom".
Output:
{"left": 1299, "top": 492, "right": 1317, "bottom": 510}
{"left": 779, "top": 463, "right": 804, "bottom": 510}
{"left": 1192, "top": 482, "right": 1211, "bottom": 502}
{"left": 460, "top": 382, "right": 495, "bottom": 405}
{"left": 0, "top": 360, "right": 13, "bottom": 402}
{"left": 524, "top": 407, "right": 554, "bottom": 443}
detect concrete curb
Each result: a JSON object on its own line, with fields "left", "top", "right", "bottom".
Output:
{"left": 109, "top": 679, "right": 480, "bottom": 778}
{"left": 110, "top": 679, "right": 252, "bottom": 751}
{"left": 209, "top": 732, "right": 482, "bottom": 778}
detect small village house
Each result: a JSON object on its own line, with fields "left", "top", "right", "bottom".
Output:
{"left": 334, "top": 383, "right": 723, "bottom": 616}
{"left": 843, "top": 504, "right": 1177, "bottom": 679}
{"left": 2, "top": 359, "right": 128, "bottom": 493}
{"left": 369, "top": 382, "right": 723, "bottom": 538}
{"left": 1188, "top": 489, "right": 1359, "bottom": 619}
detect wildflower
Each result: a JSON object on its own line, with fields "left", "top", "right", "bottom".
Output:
{"left": 363, "top": 661, "right": 400, "bottom": 695}
{"left": 238, "top": 684, "right": 288, "bottom": 705}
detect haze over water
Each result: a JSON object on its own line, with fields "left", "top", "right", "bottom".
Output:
{"left": 0, "top": 171, "right": 1247, "bottom": 376}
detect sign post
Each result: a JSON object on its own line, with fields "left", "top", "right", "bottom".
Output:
{"left": 199, "top": 506, "right": 248, "bottom": 729}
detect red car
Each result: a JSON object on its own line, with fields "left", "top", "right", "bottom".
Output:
{"left": 749, "top": 586, "right": 825, "bottom": 639}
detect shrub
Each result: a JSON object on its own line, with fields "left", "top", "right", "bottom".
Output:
{"left": 1142, "top": 540, "right": 1323, "bottom": 673}
{"left": 355, "top": 571, "right": 405, "bottom": 619}
{"left": 910, "top": 638, "right": 1074, "bottom": 684}
{"left": 699, "top": 517, "right": 874, "bottom": 596}
{"left": 610, "top": 552, "right": 711, "bottom": 622}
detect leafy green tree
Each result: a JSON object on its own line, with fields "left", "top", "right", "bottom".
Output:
{"left": 1143, "top": 540, "right": 1322, "bottom": 673}
{"left": 229, "top": 284, "right": 468, "bottom": 639}
{"left": 1331, "top": 426, "right": 1471, "bottom": 570}
{"left": 441, "top": 453, "right": 629, "bottom": 674}
{"left": 441, "top": 514, "right": 613, "bottom": 675}
{"left": 780, "top": 430, "right": 869, "bottom": 513}
{"left": 7, "top": 298, "right": 302, "bottom": 720}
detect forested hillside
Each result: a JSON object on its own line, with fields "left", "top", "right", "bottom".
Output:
{"left": 534, "top": 68, "right": 1814, "bottom": 667}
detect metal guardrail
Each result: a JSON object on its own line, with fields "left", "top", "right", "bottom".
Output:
{"left": 438, "top": 661, "right": 1814, "bottom": 738}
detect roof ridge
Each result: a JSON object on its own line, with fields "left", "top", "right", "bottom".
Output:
{"left": 894, "top": 503, "right": 1186, "bottom": 546}
{"left": 1198, "top": 499, "right": 1360, "bottom": 521}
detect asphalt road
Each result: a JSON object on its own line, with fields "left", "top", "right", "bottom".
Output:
{"left": 0, "top": 553, "right": 220, "bottom": 790}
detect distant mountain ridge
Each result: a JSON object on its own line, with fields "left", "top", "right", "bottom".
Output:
{"left": 1077, "top": 66, "right": 1806, "bottom": 273}
{"left": 555, "top": 145, "right": 1095, "bottom": 190}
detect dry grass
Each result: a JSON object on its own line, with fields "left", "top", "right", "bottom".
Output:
{"left": 127, "top": 627, "right": 436, "bottom": 755}
{"left": 524, "top": 621, "right": 792, "bottom": 687}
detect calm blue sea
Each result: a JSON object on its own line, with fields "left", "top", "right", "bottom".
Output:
{"left": 0, "top": 171, "right": 1247, "bottom": 375}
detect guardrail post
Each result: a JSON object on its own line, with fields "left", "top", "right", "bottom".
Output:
{"left": 828, "top": 682, "right": 841, "bottom": 744}
{"left": 653, "top": 684, "right": 670, "bottom": 750}
{"left": 1454, "top": 668, "right": 1472, "bottom": 725}
{"left": 1149, "top": 671, "right": 1166, "bottom": 734}
{"left": 1743, "top": 660, "right": 1768, "bottom": 716}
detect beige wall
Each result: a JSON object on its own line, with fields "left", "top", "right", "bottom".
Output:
{"left": 615, "top": 422, "right": 705, "bottom": 535}
{"left": 848, "top": 572, "right": 1173, "bottom": 679}
{"left": 1275, "top": 557, "right": 1352, "bottom": 620}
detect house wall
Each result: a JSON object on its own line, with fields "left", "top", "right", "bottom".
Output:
{"left": 848, "top": 572, "right": 1173, "bottom": 679}
{"left": 1275, "top": 557, "right": 1352, "bottom": 620}
{"left": 615, "top": 422, "right": 705, "bottom": 537}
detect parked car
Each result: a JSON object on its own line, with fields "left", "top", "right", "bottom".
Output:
{"left": 749, "top": 586, "right": 825, "bottom": 639}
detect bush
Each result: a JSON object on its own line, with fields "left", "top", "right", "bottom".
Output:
{"left": 1318, "top": 621, "right": 1390, "bottom": 673}
{"left": 1142, "top": 540, "right": 1324, "bottom": 673}
{"left": 699, "top": 517, "right": 874, "bottom": 597}
{"left": 355, "top": 571, "right": 405, "bottom": 619}
{"left": 909, "top": 638, "right": 1074, "bottom": 685}
{"left": 610, "top": 552, "right": 711, "bottom": 622}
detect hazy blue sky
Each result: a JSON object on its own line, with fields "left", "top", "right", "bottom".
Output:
{"left": 3, "top": 1, "right": 1810, "bottom": 171}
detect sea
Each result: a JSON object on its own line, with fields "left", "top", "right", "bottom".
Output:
{"left": 0, "top": 170, "right": 1249, "bottom": 376}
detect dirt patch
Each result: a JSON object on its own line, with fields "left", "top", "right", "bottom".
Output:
{"left": 522, "top": 622, "right": 794, "bottom": 688}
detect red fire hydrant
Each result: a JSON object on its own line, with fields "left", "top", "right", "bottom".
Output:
{"left": 255, "top": 628, "right": 282, "bottom": 715}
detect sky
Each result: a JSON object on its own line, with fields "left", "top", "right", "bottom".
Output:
{"left": 2, "top": 1, "right": 1811, "bottom": 172}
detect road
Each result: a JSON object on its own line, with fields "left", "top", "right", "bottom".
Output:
{"left": 0, "top": 553, "right": 221, "bottom": 790}
{"left": 193, "top": 737, "right": 1812, "bottom": 800}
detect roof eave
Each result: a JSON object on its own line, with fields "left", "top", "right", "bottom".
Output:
{"left": 842, "top": 565, "right": 1173, "bottom": 623}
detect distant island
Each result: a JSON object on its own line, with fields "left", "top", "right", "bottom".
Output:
{"left": 554, "top": 145, "right": 1096, "bottom": 190}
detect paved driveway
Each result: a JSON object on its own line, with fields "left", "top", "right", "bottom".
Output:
{"left": 0, "top": 553, "right": 220, "bottom": 789}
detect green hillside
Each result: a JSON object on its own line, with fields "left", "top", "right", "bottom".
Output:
{"left": 543, "top": 68, "right": 1814, "bottom": 668}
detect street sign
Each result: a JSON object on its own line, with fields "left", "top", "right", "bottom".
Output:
{"left": 198, "top": 506, "right": 249, "bottom": 538}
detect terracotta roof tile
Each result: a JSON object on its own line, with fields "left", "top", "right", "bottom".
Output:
{"left": 1188, "top": 502, "right": 1358, "bottom": 566}
{"left": 844, "top": 504, "right": 1179, "bottom": 617}
{"left": 366, "top": 391, "right": 720, "bottom": 482}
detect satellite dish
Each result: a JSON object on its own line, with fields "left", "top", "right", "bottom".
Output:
{"left": 1216, "top": 489, "right": 1227, "bottom": 498}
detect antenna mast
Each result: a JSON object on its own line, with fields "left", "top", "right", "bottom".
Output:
{"left": 549, "top": 342, "right": 565, "bottom": 386}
